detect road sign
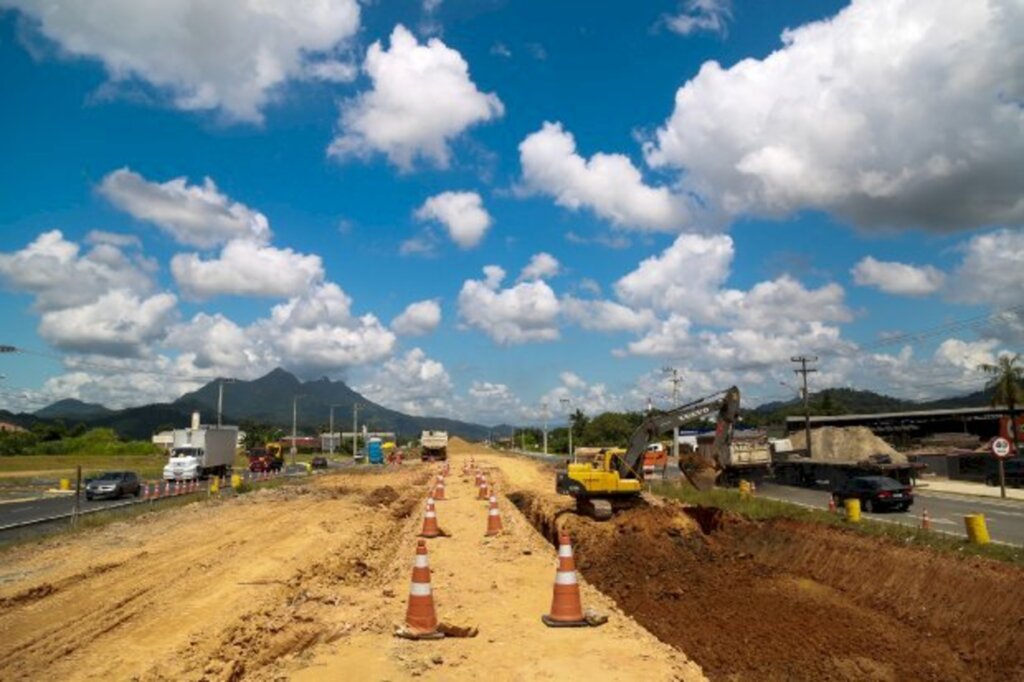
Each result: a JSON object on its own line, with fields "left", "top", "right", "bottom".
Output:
{"left": 991, "top": 437, "right": 1012, "bottom": 459}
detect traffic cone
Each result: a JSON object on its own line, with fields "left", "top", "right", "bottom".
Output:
{"left": 921, "top": 508, "right": 931, "bottom": 531}
{"left": 485, "top": 495, "right": 503, "bottom": 536}
{"left": 434, "top": 478, "right": 446, "bottom": 501}
{"left": 828, "top": 495, "right": 837, "bottom": 513}
{"left": 396, "top": 540, "right": 442, "bottom": 639}
{"left": 478, "top": 479, "right": 489, "bottom": 500}
{"left": 419, "top": 498, "right": 441, "bottom": 538}
{"left": 542, "top": 533, "right": 589, "bottom": 627}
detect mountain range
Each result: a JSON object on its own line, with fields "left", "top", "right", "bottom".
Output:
{"left": 2, "top": 369, "right": 490, "bottom": 441}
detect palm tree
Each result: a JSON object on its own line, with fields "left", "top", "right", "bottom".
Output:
{"left": 979, "top": 353, "right": 1023, "bottom": 496}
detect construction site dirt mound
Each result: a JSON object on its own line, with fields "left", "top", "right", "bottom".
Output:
{"left": 509, "top": 483, "right": 1024, "bottom": 681}
{"left": 363, "top": 484, "right": 401, "bottom": 507}
{"left": 789, "top": 425, "right": 907, "bottom": 463}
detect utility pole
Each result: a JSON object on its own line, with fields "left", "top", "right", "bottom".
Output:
{"left": 791, "top": 356, "right": 819, "bottom": 460}
{"left": 291, "top": 394, "right": 305, "bottom": 465}
{"left": 216, "top": 378, "right": 235, "bottom": 428}
{"left": 542, "top": 401, "right": 549, "bottom": 455}
{"left": 664, "top": 367, "right": 682, "bottom": 462}
{"left": 560, "top": 397, "right": 573, "bottom": 461}
{"left": 352, "top": 403, "right": 361, "bottom": 459}
{"left": 329, "top": 404, "right": 343, "bottom": 456}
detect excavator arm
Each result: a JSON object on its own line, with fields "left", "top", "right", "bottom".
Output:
{"left": 616, "top": 387, "right": 741, "bottom": 487}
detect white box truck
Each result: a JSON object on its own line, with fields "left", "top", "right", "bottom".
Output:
{"left": 163, "top": 412, "right": 237, "bottom": 481}
{"left": 420, "top": 430, "right": 448, "bottom": 461}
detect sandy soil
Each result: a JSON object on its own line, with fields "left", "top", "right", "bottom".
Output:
{"left": 0, "top": 444, "right": 702, "bottom": 681}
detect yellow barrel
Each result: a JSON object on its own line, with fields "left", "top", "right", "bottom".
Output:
{"left": 844, "top": 498, "right": 861, "bottom": 523}
{"left": 231, "top": 473, "right": 242, "bottom": 489}
{"left": 738, "top": 480, "right": 751, "bottom": 498}
{"left": 210, "top": 478, "right": 219, "bottom": 494}
{"left": 59, "top": 478, "right": 71, "bottom": 491}
{"left": 964, "top": 514, "right": 991, "bottom": 545}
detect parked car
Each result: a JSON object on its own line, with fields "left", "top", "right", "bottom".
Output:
{"left": 310, "top": 456, "right": 328, "bottom": 470}
{"left": 85, "top": 471, "right": 142, "bottom": 501}
{"left": 832, "top": 475, "right": 913, "bottom": 513}
{"left": 986, "top": 459, "right": 1024, "bottom": 487}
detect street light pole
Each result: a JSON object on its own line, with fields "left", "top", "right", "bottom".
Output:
{"left": 291, "top": 394, "right": 305, "bottom": 465}
{"left": 352, "top": 403, "right": 361, "bottom": 459}
{"left": 542, "top": 401, "right": 548, "bottom": 455}
{"left": 216, "top": 378, "right": 235, "bottom": 428}
{"left": 664, "top": 367, "right": 681, "bottom": 463}
{"left": 791, "top": 356, "right": 819, "bottom": 460}
{"left": 328, "top": 404, "right": 343, "bottom": 456}
{"left": 560, "top": 397, "right": 573, "bottom": 461}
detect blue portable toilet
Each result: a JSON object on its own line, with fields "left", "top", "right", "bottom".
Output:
{"left": 368, "top": 437, "right": 384, "bottom": 464}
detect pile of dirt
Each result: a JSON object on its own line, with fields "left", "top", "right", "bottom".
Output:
{"left": 788, "top": 426, "right": 906, "bottom": 463}
{"left": 511, "top": 492, "right": 1024, "bottom": 680}
{"left": 363, "top": 485, "right": 400, "bottom": 507}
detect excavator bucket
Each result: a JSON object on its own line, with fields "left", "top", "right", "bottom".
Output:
{"left": 684, "top": 469, "right": 718, "bottom": 492}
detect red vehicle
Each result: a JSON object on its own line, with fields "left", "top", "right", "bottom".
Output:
{"left": 248, "top": 445, "right": 284, "bottom": 473}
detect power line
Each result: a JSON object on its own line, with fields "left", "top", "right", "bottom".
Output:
{"left": 791, "top": 355, "right": 818, "bottom": 459}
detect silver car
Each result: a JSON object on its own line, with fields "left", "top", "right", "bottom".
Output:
{"left": 85, "top": 471, "right": 142, "bottom": 501}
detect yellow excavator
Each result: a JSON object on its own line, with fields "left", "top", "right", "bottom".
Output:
{"left": 556, "top": 387, "right": 740, "bottom": 520}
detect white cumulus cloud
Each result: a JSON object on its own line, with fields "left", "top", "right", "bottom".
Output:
{"left": 851, "top": 256, "right": 946, "bottom": 296}
{"left": 519, "top": 122, "right": 689, "bottom": 232}
{"left": 645, "top": 0, "right": 1024, "bottom": 231}
{"left": 391, "top": 299, "right": 442, "bottom": 336}
{"left": 170, "top": 239, "right": 324, "bottom": 300}
{"left": 100, "top": 168, "right": 270, "bottom": 248}
{"left": 458, "top": 265, "right": 560, "bottom": 344}
{"left": 519, "top": 252, "right": 560, "bottom": 282}
{"left": 0, "top": 230, "right": 155, "bottom": 311}
{"left": 561, "top": 297, "right": 656, "bottom": 333}
{"left": 664, "top": 0, "right": 733, "bottom": 37}
{"left": 355, "top": 348, "right": 452, "bottom": 416}
{"left": 329, "top": 25, "right": 504, "bottom": 170}
{"left": 3, "top": 0, "right": 361, "bottom": 122}
{"left": 38, "top": 289, "right": 178, "bottom": 356}
{"left": 415, "top": 191, "right": 492, "bottom": 249}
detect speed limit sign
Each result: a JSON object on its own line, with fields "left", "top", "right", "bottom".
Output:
{"left": 991, "top": 437, "right": 1012, "bottom": 459}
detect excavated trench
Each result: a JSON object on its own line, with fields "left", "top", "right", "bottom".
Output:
{"left": 509, "top": 491, "right": 1024, "bottom": 681}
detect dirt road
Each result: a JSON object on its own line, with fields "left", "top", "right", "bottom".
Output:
{"left": 0, "top": 444, "right": 701, "bottom": 681}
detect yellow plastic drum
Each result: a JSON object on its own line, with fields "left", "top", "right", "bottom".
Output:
{"left": 964, "top": 514, "right": 991, "bottom": 545}
{"left": 210, "top": 478, "right": 219, "bottom": 494}
{"left": 231, "top": 474, "right": 242, "bottom": 489}
{"left": 844, "top": 498, "right": 861, "bottom": 523}
{"left": 738, "top": 480, "right": 751, "bottom": 498}
{"left": 59, "top": 478, "right": 71, "bottom": 491}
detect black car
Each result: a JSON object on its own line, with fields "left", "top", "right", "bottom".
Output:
{"left": 310, "top": 456, "right": 328, "bottom": 470}
{"left": 85, "top": 471, "right": 142, "bottom": 501}
{"left": 986, "top": 459, "right": 1024, "bottom": 487}
{"left": 832, "top": 475, "right": 913, "bottom": 513}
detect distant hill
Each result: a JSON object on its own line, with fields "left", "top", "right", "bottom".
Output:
{"left": 31, "top": 368, "right": 490, "bottom": 441}
{"left": 34, "top": 398, "right": 114, "bottom": 420}
{"left": 748, "top": 386, "right": 996, "bottom": 423}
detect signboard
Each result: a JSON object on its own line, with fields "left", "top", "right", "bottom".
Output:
{"left": 991, "top": 437, "right": 1012, "bottom": 459}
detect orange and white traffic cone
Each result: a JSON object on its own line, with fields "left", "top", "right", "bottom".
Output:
{"left": 542, "top": 533, "right": 590, "bottom": 627}
{"left": 477, "top": 479, "right": 489, "bottom": 500}
{"left": 420, "top": 498, "right": 441, "bottom": 538}
{"left": 828, "top": 495, "right": 837, "bottom": 513}
{"left": 920, "top": 508, "right": 931, "bottom": 531}
{"left": 485, "top": 495, "right": 503, "bottom": 536}
{"left": 395, "top": 540, "right": 442, "bottom": 639}
{"left": 434, "top": 476, "right": 446, "bottom": 500}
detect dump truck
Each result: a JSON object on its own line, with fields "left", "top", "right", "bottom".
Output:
{"left": 163, "top": 412, "right": 237, "bottom": 481}
{"left": 420, "top": 430, "right": 448, "bottom": 461}
{"left": 700, "top": 429, "right": 772, "bottom": 486}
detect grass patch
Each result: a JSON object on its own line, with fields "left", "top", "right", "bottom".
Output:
{"left": 651, "top": 482, "right": 1024, "bottom": 567}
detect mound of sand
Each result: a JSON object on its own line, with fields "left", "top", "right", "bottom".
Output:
{"left": 788, "top": 426, "right": 906, "bottom": 463}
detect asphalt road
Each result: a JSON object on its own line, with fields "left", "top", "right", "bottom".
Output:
{"left": 0, "top": 493, "right": 137, "bottom": 527}
{"left": 757, "top": 481, "right": 1024, "bottom": 546}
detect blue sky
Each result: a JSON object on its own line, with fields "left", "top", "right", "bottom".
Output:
{"left": 0, "top": 0, "right": 1021, "bottom": 424}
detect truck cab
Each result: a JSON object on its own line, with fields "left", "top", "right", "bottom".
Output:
{"left": 164, "top": 446, "right": 204, "bottom": 481}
